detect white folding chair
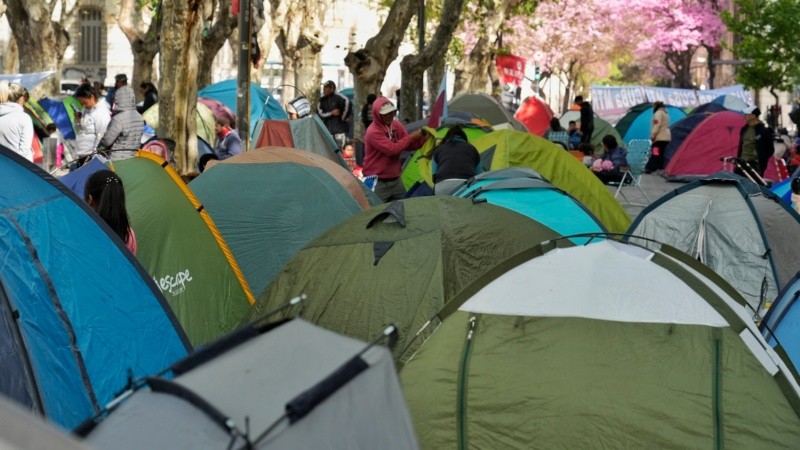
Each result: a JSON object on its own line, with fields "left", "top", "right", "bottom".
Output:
{"left": 611, "top": 139, "right": 651, "bottom": 206}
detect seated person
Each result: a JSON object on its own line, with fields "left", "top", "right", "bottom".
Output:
{"left": 567, "top": 120, "right": 582, "bottom": 149}
{"left": 578, "top": 143, "right": 595, "bottom": 167}
{"left": 591, "top": 135, "right": 628, "bottom": 184}
{"left": 432, "top": 125, "right": 481, "bottom": 191}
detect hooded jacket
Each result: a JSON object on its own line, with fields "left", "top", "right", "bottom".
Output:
{"left": 0, "top": 102, "right": 34, "bottom": 161}
{"left": 100, "top": 86, "right": 144, "bottom": 160}
{"left": 362, "top": 97, "right": 424, "bottom": 179}
{"left": 650, "top": 107, "right": 671, "bottom": 142}
{"left": 75, "top": 100, "right": 111, "bottom": 157}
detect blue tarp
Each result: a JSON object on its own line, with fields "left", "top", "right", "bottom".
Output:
{"left": 198, "top": 80, "right": 287, "bottom": 136}
{"left": 38, "top": 98, "right": 76, "bottom": 140}
{"left": 0, "top": 148, "right": 190, "bottom": 429}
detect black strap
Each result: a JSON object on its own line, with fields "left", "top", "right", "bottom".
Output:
{"left": 285, "top": 356, "right": 369, "bottom": 424}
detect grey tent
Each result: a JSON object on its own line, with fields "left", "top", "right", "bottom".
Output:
{"left": 627, "top": 172, "right": 800, "bottom": 315}
{"left": 448, "top": 93, "right": 528, "bottom": 131}
{"left": 82, "top": 319, "right": 418, "bottom": 449}
{"left": 0, "top": 394, "right": 91, "bottom": 450}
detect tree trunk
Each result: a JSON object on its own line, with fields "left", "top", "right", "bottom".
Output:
{"left": 119, "top": 0, "right": 161, "bottom": 101}
{"left": 198, "top": 0, "right": 238, "bottom": 89}
{"left": 453, "top": 0, "right": 514, "bottom": 96}
{"left": 159, "top": 0, "right": 208, "bottom": 175}
{"left": 400, "top": 0, "right": 466, "bottom": 121}
{"left": 427, "top": 57, "right": 445, "bottom": 108}
{"left": 345, "top": 0, "right": 420, "bottom": 134}
{"left": 4, "top": 0, "right": 70, "bottom": 96}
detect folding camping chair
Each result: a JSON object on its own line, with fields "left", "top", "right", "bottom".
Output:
{"left": 611, "top": 139, "right": 651, "bottom": 206}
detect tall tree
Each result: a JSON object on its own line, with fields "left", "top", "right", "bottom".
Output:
{"left": 118, "top": 0, "right": 161, "bottom": 100}
{"left": 399, "top": 0, "right": 466, "bottom": 121}
{"left": 3, "top": 0, "right": 75, "bottom": 95}
{"left": 159, "top": 0, "right": 210, "bottom": 175}
{"left": 197, "top": 0, "right": 238, "bottom": 89}
{"left": 453, "top": 0, "right": 523, "bottom": 96}
{"left": 271, "top": 0, "right": 330, "bottom": 107}
{"left": 722, "top": 0, "right": 800, "bottom": 105}
{"left": 345, "top": 0, "right": 420, "bottom": 135}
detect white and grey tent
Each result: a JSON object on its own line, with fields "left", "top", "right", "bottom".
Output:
{"left": 81, "top": 319, "right": 419, "bottom": 449}
{"left": 626, "top": 172, "right": 800, "bottom": 316}
{"left": 0, "top": 394, "right": 91, "bottom": 450}
{"left": 400, "top": 239, "right": 800, "bottom": 448}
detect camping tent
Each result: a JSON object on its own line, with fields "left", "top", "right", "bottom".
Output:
{"left": 470, "top": 130, "right": 631, "bottom": 233}
{"left": 82, "top": 319, "right": 419, "bottom": 449}
{"left": 0, "top": 394, "right": 91, "bottom": 450}
{"left": 514, "top": 96, "right": 554, "bottom": 136}
{"left": 453, "top": 168, "right": 606, "bottom": 243}
{"left": 559, "top": 110, "right": 622, "bottom": 152}
{"left": 142, "top": 101, "right": 216, "bottom": 147}
{"left": 115, "top": 152, "right": 256, "bottom": 346}
{"left": 250, "top": 196, "right": 562, "bottom": 361}
{"left": 762, "top": 272, "right": 800, "bottom": 370}
{"left": 252, "top": 115, "right": 348, "bottom": 168}
{"left": 401, "top": 239, "right": 800, "bottom": 448}
{"left": 38, "top": 97, "right": 81, "bottom": 140}
{"left": 448, "top": 93, "right": 528, "bottom": 131}
{"left": 663, "top": 111, "right": 745, "bottom": 182}
{"left": 198, "top": 80, "right": 287, "bottom": 135}
{"left": 690, "top": 101, "right": 730, "bottom": 116}
{"left": 663, "top": 112, "right": 714, "bottom": 165}
{"left": 627, "top": 172, "right": 800, "bottom": 314}
{"left": 0, "top": 147, "right": 190, "bottom": 429}
{"left": 198, "top": 97, "right": 236, "bottom": 128}
{"left": 614, "top": 103, "right": 687, "bottom": 143}
{"left": 189, "top": 147, "right": 380, "bottom": 297}
{"left": 709, "top": 94, "right": 750, "bottom": 113}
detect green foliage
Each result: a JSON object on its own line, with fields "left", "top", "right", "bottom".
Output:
{"left": 722, "top": 0, "right": 800, "bottom": 93}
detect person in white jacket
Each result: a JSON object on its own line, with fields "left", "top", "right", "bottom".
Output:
{"left": 0, "top": 81, "right": 34, "bottom": 162}
{"left": 73, "top": 84, "right": 111, "bottom": 165}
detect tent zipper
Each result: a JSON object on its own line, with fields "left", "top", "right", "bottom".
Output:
{"left": 713, "top": 328, "right": 723, "bottom": 450}
{"left": 457, "top": 315, "right": 478, "bottom": 450}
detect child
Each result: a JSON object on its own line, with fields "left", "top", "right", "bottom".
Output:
{"left": 84, "top": 170, "right": 137, "bottom": 255}
{"left": 792, "top": 178, "right": 800, "bottom": 214}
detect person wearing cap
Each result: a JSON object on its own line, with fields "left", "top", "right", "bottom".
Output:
{"left": 737, "top": 105, "right": 773, "bottom": 177}
{"left": 318, "top": 80, "right": 350, "bottom": 150}
{"left": 362, "top": 97, "right": 427, "bottom": 201}
{"left": 106, "top": 73, "right": 128, "bottom": 106}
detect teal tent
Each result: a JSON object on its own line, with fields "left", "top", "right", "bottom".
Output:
{"left": 198, "top": 79, "right": 287, "bottom": 135}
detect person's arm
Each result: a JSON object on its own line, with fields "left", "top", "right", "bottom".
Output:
{"left": 227, "top": 134, "right": 243, "bottom": 157}
{"left": 650, "top": 111, "right": 664, "bottom": 140}
{"left": 21, "top": 119, "right": 34, "bottom": 160}
{"left": 318, "top": 98, "right": 333, "bottom": 118}
{"left": 368, "top": 127, "right": 423, "bottom": 156}
{"left": 100, "top": 118, "right": 122, "bottom": 149}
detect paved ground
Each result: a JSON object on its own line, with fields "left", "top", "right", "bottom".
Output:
{"left": 605, "top": 173, "right": 687, "bottom": 220}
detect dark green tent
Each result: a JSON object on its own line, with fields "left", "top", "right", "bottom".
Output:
{"left": 116, "top": 152, "right": 255, "bottom": 346}
{"left": 251, "top": 196, "right": 562, "bottom": 360}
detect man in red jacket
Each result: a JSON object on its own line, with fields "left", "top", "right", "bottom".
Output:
{"left": 362, "top": 97, "right": 427, "bottom": 201}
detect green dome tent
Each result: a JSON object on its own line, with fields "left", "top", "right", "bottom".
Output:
{"left": 250, "top": 196, "right": 563, "bottom": 360}
{"left": 560, "top": 110, "right": 623, "bottom": 153}
{"left": 449, "top": 92, "right": 528, "bottom": 131}
{"left": 470, "top": 129, "right": 631, "bottom": 232}
{"left": 115, "top": 152, "right": 256, "bottom": 346}
{"left": 190, "top": 147, "right": 381, "bottom": 297}
{"left": 142, "top": 101, "right": 217, "bottom": 147}
{"left": 401, "top": 239, "right": 800, "bottom": 449}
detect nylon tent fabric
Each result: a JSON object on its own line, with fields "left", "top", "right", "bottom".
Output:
{"left": 691, "top": 101, "right": 729, "bottom": 116}
{"left": 614, "top": 103, "right": 687, "bottom": 143}
{"left": 453, "top": 168, "right": 606, "bottom": 243}
{"left": 559, "top": 110, "right": 622, "bottom": 153}
{"left": 711, "top": 94, "right": 750, "bottom": 113}
{"left": 58, "top": 156, "right": 110, "bottom": 199}
{"left": 250, "top": 196, "right": 563, "bottom": 362}
{"left": 0, "top": 394, "right": 92, "bottom": 450}
{"left": 142, "top": 101, "right": 216, "bottom": 147}
{"left": 626, "top": 172, "right": 800, "bottom": 314}
{"left": 448, "top": 93, "right": 528, "bottom": 131}
{"left": 514, "top": 96, "right": 554, "bottom": 136}
{"left": 38, "top": 97, "right": 78, "bottom": 139}
{"left": 663, "top": 112, "right": 712, "bottom": 165}
{"left": 762, "top": 272, "right": 800, "bottom": 370}
{"left": 770, "top": 177, "right": 793, "bottom": 205}
{"left": 198, "top": 97, "right": 236, "bottom": 128}
{"left": 24, "top": 99, "right": 54, "bottom": 136}
{"left": 0, "top": 147, "right": 190, "bottom": 429}
{"left": 401, "top": 123, "right": 492, "bottom": 190}
{"left": 84, "top": 319, "right": 419, "bottom": 449}
{"left": 253, "top": 115, "right": 348, "bottom": 168}
{"left": 401, "top": 239, "right": 800, "bottom": 449}
{"left": 115, "top": 152, "right": 255, "bottom": 346}
{"left": 404, "top": 110, "right": 490, "bottom": 134}
{"left": 470, "top": 129, "right": 631, "bottom": 233}
{"left": 189, "top": 147, "right": 379, "bottom": 297}
{"left": 663, "top": 111, "right": 745, "bottom": 182}
{"left": 198, "top": 79, "right": 288, "bottom": 135}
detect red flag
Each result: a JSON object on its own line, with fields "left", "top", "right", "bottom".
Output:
{"left": 427, "top": 74, "right": 448, "bottom": 129}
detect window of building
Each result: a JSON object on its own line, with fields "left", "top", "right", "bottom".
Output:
{"left": 79, "top": 9, "right": 103, "bottom": 64}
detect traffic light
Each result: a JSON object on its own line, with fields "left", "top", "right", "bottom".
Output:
{"left": 534, "top": 66, "right": 541, "bottom": 81}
